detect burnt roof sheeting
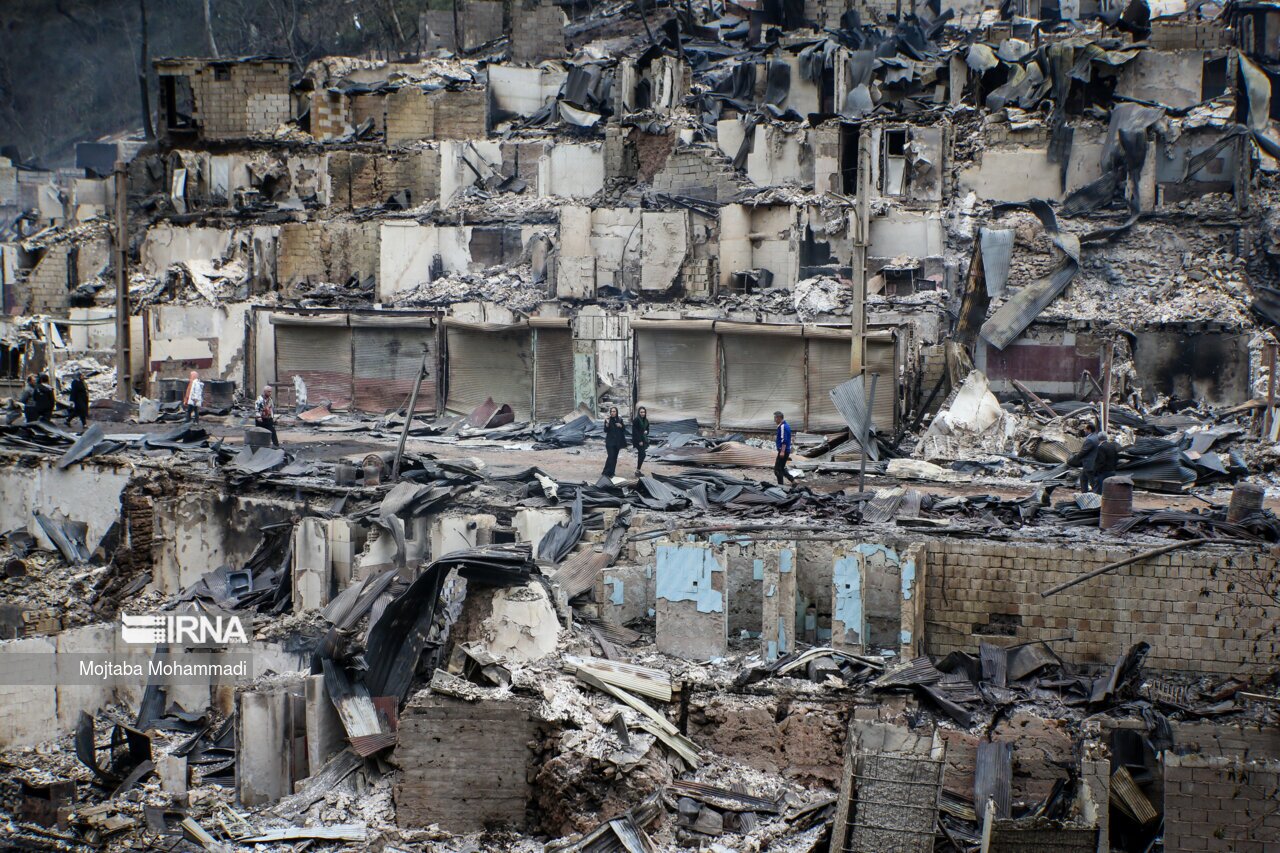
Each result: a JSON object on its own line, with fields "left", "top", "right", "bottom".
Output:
{"left": 539, "top": 491, "right": 585, "bottom": 564}
{"left": 33, "top": 510, "right": 91, "bottom": 564}
{"left": 979, "top": 229, "right": 1014, "bottom": 298}
{"left": 980, "top": 200, "right": 1081, "bottom": 351}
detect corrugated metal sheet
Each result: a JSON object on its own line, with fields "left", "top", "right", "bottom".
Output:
{"left": 636, "top": 329, "right": 718, "bottom": 425}
{"left": 534, "top": 327, "right": 575, "bottom": 420}
{"left": 714, "top": 320, "right": 803, "bottom": 336}
{"left": 719, "top": 333, "right": 805, "bottom": 431}
{"left": 806, "top": 337, "right": 853, "bottom": 432}
{"left": 975, "top": 741, "right": 1013, "bottom": 819}
{"left": 276, "top": 324, "right": 353, "bottom": 410}
{"left": 828, "top": 376, "right": 878, "bottom": 460}
{"left": 980, "top": 228, "right": 1014, "bottom": 297}
{"left": 446, "top": 327, "right": 534, "bottom": 419}
{"left": 353, "top": 326, "right": 435, "bottom": 414}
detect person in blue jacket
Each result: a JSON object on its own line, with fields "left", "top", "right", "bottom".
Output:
{"left": 773, "top": 410, "right": 797, "bottom": 486}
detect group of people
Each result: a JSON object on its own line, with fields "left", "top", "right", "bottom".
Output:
{"left": 1068, "top": 420, "right": 1120, "bottom": 493}
{"left": 12, "top": 372, "right": 89, "bottom": 428}
{"left": 597, "top": 406, "right": 801, "bottom": 488}
{"left": 182, "top": 371, "right": 280, "bottom": 447}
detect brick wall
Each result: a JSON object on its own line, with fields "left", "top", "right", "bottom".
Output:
{"left": 1164, "top": 753, "right": 1280, "bottom": 852}
{"left": 328, "top": 149, "right": 440, "bottom": 210}
{"left": 509, "top": 2, "right": 567, "bottom": 64}
{"left": 650, "top": 146, "right": 743, "bottom": 202}
{"left": 311, "top": 91, "right": 348, "bottom": 140}
{"left": 1150, "top": 21, "right": 1233, "bottom": 50}
{"left": 393, "top": 694, "right": 544, "bottom": 831}
{"left": 25, "top": 245, "right": 72, "bottom": 314}
{"left": 277, "top": 221, "right": 380, "bottom": 286}
{"left": 923, "top": 541, "right": 1278, "bottom": 675}
{"left": 173, "top": 61, "right": 293, "bottom": 140}
{"left": 385, "top": 87, "right": 487, "bottom": 146}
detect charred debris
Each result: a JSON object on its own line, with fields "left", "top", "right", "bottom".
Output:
{"left": 5, "top": 0, "right": 1280, "bottom": 851}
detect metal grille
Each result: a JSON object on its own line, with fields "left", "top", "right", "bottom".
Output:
{"left": 276, "top": 324, "right": 353, "bottom": 410}
{"left": 533, "top": 328, "right": 574, "bottom": 421}
{"left": 353, "top": 327, "right": 435, "bottom": 414}
{"left": 445, "top": 327, "right": 534, "bottom": 419}
{"left": 635, "top": 329, "right": 717, "bottom": 425}
{"left": 719, "top": 333, "right": 805, "bottom": 431}
{"left": 847, "top": 750, "right": 945, "bottom": 853}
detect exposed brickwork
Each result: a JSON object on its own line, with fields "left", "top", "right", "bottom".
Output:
{"left": 1164, "top": 753, "right": 1280, "bottom": 852}
{"left": 25, "top": 245, "right": 72, "bottom": 315}
{"left": 277, "top": 221, "right": 380, "bottom": 286}
{"left": 327, "top": 149, "right": 440, "bottom": 210}
{"left": 385, "top": 87, "right": 488, "bottom": 146}
{"left": 509, "top": 2, "right": 567, "bottom": 64}
{"left": 650, "top": 145, "right": 743, "bottom": 202}
{"left": 157, "top": 60, "right": 293, "bottom": 140}
{"left": 310, "top": 91, "right": 348, "bottom": 140}
{"left": 1150, "top": 21, "right": 1233, "bottom": 50}
{"left": 924, "top": 541, "right": 1278, "bottom": 675}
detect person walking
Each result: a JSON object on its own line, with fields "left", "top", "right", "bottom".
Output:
{"left": 34, "top": 375, "right": 55, "bottom": 422}
{"left": 18, "top": 375, "right": 39, "bottom": 424}
{"left": 602, "top": 406, "right": 626, "bottom": 479}
{"left": 254, "top": 386, "right": 279, "bottom": 447}
{"left": 773, "top": 410, "right": 797, "bottom": 486}
{"left": 631, "top": 405, "right": 650, "bottom": 476}
{"left": 66, "top": 372, "right": 90, "bottom": 429}
{"left": 183, "top": 371, "right": 204, "bottom": 423}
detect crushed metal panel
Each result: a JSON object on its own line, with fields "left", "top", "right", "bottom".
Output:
{"left": 635, "top": 328, "right": 718, "bottom": 426}
{"left": 275, "top": 323, "right": 353, "bottom": 410}
{"left": 719, "top": 333, "right": 805, "bottom": 431}
{"left": 979, "top": 228, "right": 1014, "bottom": 297}
{"left": 445, "top": 326, "right": 534, "bottom": 420}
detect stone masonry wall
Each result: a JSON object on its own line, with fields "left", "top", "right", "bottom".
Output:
{"left": 923, "top": 540, "right": 1277, "bottom": 675}
{"left": 510, "top": 2, "right": 568, "bottom": 64}
{"left": 385, "top": 87, "right": 488, "bottom": 147}
{"left": 188, "top": 62, "right": 292, "bottom": 140}
{"left": 1163, "top": 753, "right": 1280, "bottom": 852}
{"left": 650, "top": 146, "right": 743, "bottom": 203}
{"left": 25, "top": 245, "right": 72, "bottom": 314}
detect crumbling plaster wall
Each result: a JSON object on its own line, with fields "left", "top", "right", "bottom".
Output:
{"left": 1116, "top": 50, "right": 1208, "bottom": 111}
{"left": 0, "top": 459, "right": 130, "bottom": 556}
{"left": 146, "top": 302, "right": 250, "bottom": 387}
{"left": 277, "top": 220, "right": 380, "bottom": 287}
{"left": 327, "top": 148, "right": 441, "bottom": 210}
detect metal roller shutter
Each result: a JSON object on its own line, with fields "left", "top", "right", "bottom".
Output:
{"left": 865, "top": 335, "right": 899, "bottom": 433}
{"left": 352, "top": 326, "right": 436, "bottom": 413}
{"left": 445, "top": 327, "right": 534, "bottom": 419}
{"left": 636, "top": 329, "right": 718, "bottom": 425}
{"left": 276, "top": 324, "right": 353, "bottom": 410}
{"left": 806, "top": 338, "right": 852, "bottom": 432}
{"left": 534, "top": 328, "right": 575, "bottom": 420}
{"left": 719, "top": 333, "right": 806, "bottom": 431}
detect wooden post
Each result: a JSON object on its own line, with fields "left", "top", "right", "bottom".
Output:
{"left": 1100, "top": 341, "right": 1113, "bottom": 434}
{"left": 851, "top": 133, "right": 871, "bottom": 378}
{"left": 114, "top": 161, "right": 133, "bottom": 403}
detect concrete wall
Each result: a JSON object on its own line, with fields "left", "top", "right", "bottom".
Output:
{"left": 0, "top": 460, "right": 130, "bottom": 556}
{"left": 924, "top": 540, "right": 1279, "bottom": 675}
{"left": 146, "top": 302, "right": 250, "bottom": 387}
{"left": 1116, "top": 50, "right": 1205, "bottom": 111}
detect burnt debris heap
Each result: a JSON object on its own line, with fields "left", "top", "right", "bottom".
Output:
{"left": 3, "top": 0, "right": 1280, "bottom": 851}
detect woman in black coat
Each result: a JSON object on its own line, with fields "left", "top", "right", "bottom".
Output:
{"left": 602, "top": 406, "right": 626, "bottom": 478}
{"left": 631, "top": 405, "right": 650, "bottom": 475}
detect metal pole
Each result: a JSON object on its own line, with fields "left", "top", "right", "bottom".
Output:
{"left": 1100, "top": 341, "right": 1113, "bottom": 434}
{"left": 1267, "top": 342, "right": 1278, "bottom": 440}
{"left": 859, "top": 371, "right": 878, "bottom": 493}
{"left": 391, "top": 350, "right": 429, "bottom": 480}
{"left": 113, "top": 161, "right": 133, "bottom": 403}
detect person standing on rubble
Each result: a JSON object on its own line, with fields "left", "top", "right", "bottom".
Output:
{"left": 631, "top": 405, "right": 650, "bottom": 476}
{"left": 183, "top": 371, "right": 204, "bottom": 423}
{"left": 1069, "top": 421, "right": 1108, "bottom": 493}
{"left": 774, "top": 411, "right": 797, "bottom": 487}
{"left": 602, "top": 405, "right": 626, "bottom": 479}
{"left": 18, "top": 375, "right": 39, "bottom": 424}
{"left": 34, "top": 375, "right": 55, "bottom": 422}
{"left": 254, "top": 386, "right": 279, "bottom": 447}
{"left": 66, "top": 372, "right": 89, "bottom": 429}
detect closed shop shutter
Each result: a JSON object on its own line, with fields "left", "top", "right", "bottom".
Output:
{"left": 352, "top": 325, "right": 436, "bottom": 413}
{"left": 806, "top": 337, "right": 851, "bottom": 432}
{"left": 276, "top": 324, "right": 353, "bottom": 409}
{"left": 636, "top": 329, "right": 717, "bottom": 425}
{"left": 865, "top": 335, "right": 899, "bottom": 433}
{"left": 719, "top": 333, "right": 806, "bottom": 431}
{"left": 445, "top": 327, "right": 534, "bottom": 419}
{"left": 534, "top": 328, "right": 574, "bottom": 420}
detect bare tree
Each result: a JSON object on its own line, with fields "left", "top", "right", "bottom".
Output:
{"left": 137, "top": 0, "right": 155, "bottom": 139}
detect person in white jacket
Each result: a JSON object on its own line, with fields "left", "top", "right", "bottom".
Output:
{"left": 183, "top": 371, "right": 204, "bottom": 423}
